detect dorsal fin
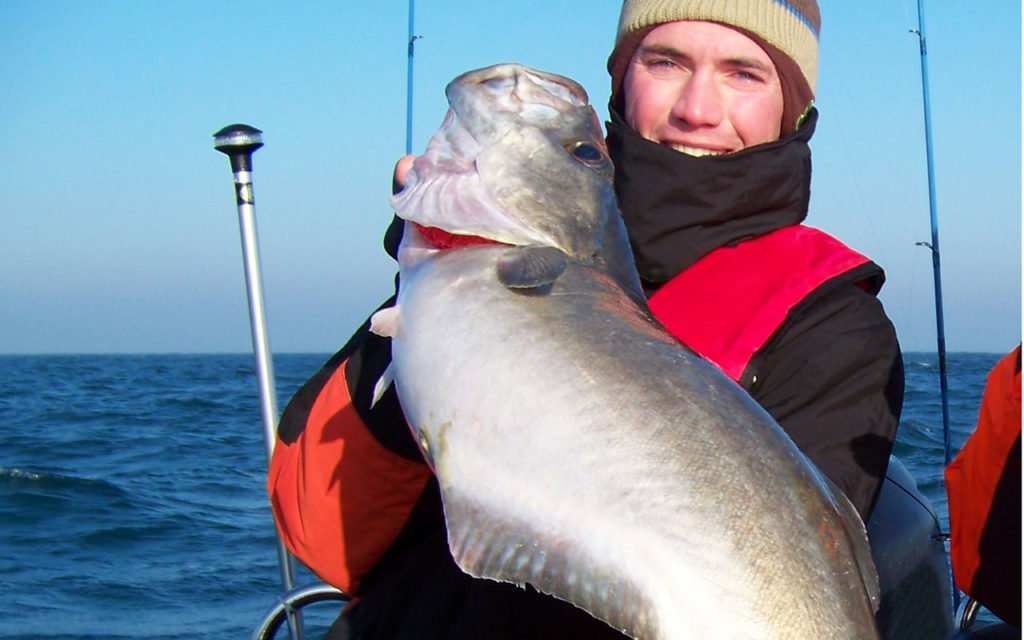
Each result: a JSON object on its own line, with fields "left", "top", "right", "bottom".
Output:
{"left": 820, "top": 473, "right": 881, "bottom": 611}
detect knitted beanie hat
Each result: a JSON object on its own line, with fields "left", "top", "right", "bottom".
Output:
{"left": 607, "top": 0, "right": 821, "bottom": 132}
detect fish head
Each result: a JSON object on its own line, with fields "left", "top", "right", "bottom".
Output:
{"left": 390, "top": 64, "right": 621, "bottom": 266}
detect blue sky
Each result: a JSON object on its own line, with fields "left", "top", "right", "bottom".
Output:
{"left": 1, "top": 1, "right": 1019, "bottom": 354}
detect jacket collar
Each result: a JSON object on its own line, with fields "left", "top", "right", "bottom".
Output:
{"left": 605, "top": 106, "right": 817, "bottom": 290}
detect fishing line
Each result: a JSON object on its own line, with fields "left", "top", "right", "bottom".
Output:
{"left": 822, "top": 67, "right": 927, "bottom": 351}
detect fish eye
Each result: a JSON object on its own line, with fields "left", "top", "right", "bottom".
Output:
{"left": 567, "top": 141, "right": 606, "bottom": 166}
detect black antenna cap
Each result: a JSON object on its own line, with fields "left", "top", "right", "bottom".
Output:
{"left": 213, "top": 124, "right": 264, "bottom": 172}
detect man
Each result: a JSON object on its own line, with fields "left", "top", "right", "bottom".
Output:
{"left": 267, "top": 1, "right": 903, "bottom": 637}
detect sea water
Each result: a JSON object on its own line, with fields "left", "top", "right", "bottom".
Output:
{"left": 0, "top": 352, "right": 1008, "bottom": 639}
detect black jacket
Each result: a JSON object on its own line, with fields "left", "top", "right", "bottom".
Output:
{"left": 607, "top": 106, "right": 903, "bottom": 518}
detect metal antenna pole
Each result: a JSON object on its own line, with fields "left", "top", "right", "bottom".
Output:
{"left": 911, "top": 1, "right": 958, "bottom": 613}
{"left": 213, "top": 124, "right": 304, "bottom": 639}
{"left": 406, "top": 0, "right": 421, "bottom": 155}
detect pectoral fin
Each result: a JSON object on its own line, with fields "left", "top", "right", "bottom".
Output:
{"left": 496, "top": 246, "right": 568, "bottom": 290}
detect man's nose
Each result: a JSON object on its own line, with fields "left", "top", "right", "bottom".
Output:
{"left": 670, "top": 71, "right": 722, "bottom": 128}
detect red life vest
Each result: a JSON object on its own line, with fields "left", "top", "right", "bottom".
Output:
{"left": 648, "top": 225, "right": 873, "bottom": 382}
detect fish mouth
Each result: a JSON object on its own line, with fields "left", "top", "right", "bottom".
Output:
{"left": 391, "top": 64, "right": 597, "bottom": 255}
{"left": 397, "top": 222, "right": 511, "bottom": 270}
{"left": 412, "top": 223, "right": 507, "bottom": 250}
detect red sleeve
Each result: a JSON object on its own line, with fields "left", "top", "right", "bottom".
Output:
{"left": 267, "top": 358, "right": 432, "bottom": 594}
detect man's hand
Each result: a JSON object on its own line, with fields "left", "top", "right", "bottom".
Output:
{"left": 392, "top": 155, "right": 416, "bottom": 194}
{"left": 385, "top": 155, "right": 418, "bottom": 259}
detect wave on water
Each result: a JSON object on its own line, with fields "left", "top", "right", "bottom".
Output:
{"left": 0, "top": 466, "right": 130, "bottom": 503}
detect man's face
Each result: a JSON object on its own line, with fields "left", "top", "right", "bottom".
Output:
{"left": 622, "top": 20, "right": 784, "bottom": 155}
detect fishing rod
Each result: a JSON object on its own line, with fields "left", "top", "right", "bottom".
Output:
{"left": 406, "top": 0, "right": 421, "bottom": 154}
{"left": 213, "top": 124, "right": 305, "bottom": 640}
{"left": 910, "top": 0, "right": 952, "bottom": 467}
{"left": 909, "top": 0, "right": 958, "bottom": 613}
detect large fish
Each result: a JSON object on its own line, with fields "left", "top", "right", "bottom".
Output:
{"left": 372, "top": 63, "right": 880, "bottom": 639}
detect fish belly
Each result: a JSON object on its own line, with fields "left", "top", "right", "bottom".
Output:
{"left": 390, "top": 246, "right": 880, "bottom": 640}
